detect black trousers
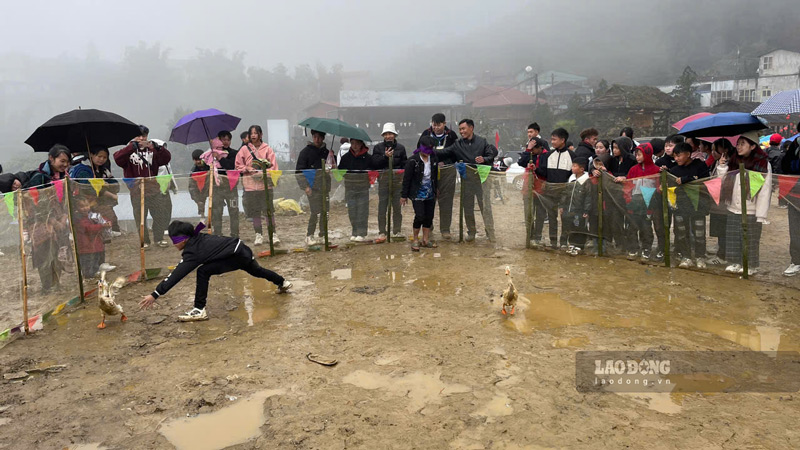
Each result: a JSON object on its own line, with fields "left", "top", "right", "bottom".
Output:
{"left": 528, "top": 195, "right": 548, "bottom": 241}
{"left": 194, "top": 246, "right": 284, "bottom": 309}
{"left": 306, "top": 188, "right": 329, "bottom": 237}
{"left": 788, "top": 203, "right": 800, "bottom": 264}
{"left": 130, "top": 187, "right": 172, "bottom": 245}
{"left": 378, "top": 173, "right": 403, "bottom": 235}
{"left": 211, "top": 185, "right": 240, "bottom": 238}
{"left": 437, "top": 167, "right": 456, "bottom": 234}
{"left": 412, "top": 198, "right": 436, "bottom": 229}
{"left": 462, "top": 175, "right": 495, "bottom": 238}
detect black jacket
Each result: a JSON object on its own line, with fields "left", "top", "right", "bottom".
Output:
{"left": 655, "top": 155, "right": 676, "bottom": 169}
{"left": 219, "top": 147, "right": 239, "bottom": 174}
{"left": 608, "top": 155, "right": 636, "bottom": 177}
{"left": 536, "top": 147, "right": 575, "bottom": 183}
{"left": 0, "top": 171, "right": 31, "bottom": 193}
{"left": 417, "top": 127, "right": 459, "bottom": 149}
{"left": 518, "top": 150, "right": 544, "bottom": 169}
{"left": 295, "top": 143, "right": 332, "bottom": 190}
{"left": 574, "top": 141, "right": 596, "bottom": 170}
{"left": 372, "top": 141, "right": 408, "bottom": 170}
{"left": 669, "top": 160, "right": 711, "bottom": 213}
{"left": 668, "top": 159, "right": 710, "bottom": 184}
{"left": 151, "top": 233, "right": 247, "bottom": 300}
{"left": 436, "top": 134, "right": 495, "bottom": 167}
{"left": 767, "top": 145, "right": 783, "bottom": 175}
{"left": 402, "top": 153, "right": 439, "bottom": 199}
{"left": 339, "top": 150, "right": 380, "bottom": 190}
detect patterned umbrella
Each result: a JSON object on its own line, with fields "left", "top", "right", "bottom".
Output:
{"left": 752, "top": 89, "right": 800, "bottom": 122}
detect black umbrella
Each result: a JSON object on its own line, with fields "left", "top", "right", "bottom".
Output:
{"left": 25, "top": 108, "right": 142, "bottom": 152}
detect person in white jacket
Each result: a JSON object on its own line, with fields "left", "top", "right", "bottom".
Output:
{"left": 715, "top": 130, "right": 772, "bottom": 275}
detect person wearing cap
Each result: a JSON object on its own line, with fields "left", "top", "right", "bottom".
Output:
{"left": 519, "top": 135, "right": 548, "bottom": 246}
{"left": 373, "top": 123, "right": 407, "bottom": 240}
{"left": 716, "top": 131, "right": 772, "bottom": 275}
{"left": 138, "top": 220, "right": 292, "bottom": 322}
{"left": 295, "top": 129, "right": 336, "bottom": 246}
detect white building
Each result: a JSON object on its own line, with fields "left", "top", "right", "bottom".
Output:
{"left": 757, "top": 49, "right": 800, "bottom": 100}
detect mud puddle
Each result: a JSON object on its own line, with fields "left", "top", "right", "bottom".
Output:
{"left": 159, "top": 389, "right": 284, "bottom": 450}
{"left": 342, "top": 370, "right": 470, "bottom": 412}
{"left": 227, "top": 271, "right": 280, "bottom": 326}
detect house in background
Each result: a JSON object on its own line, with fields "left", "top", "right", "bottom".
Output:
{"left": 467, "top": 85, "right": 546, "bottom": 136}
{"left": 757, "top": 49, "right": 800, "bottom": 100}
{"left": 581, "top": 84, "right": 683, "bottom": 136}
{"left": 539, "top": 81, "right": 593, "bottom": 111}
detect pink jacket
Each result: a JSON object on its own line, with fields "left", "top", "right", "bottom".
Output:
{"left": 234, "top": 142, "right": 278, "bottom": 191}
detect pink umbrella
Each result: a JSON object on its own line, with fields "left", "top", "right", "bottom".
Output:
{"left": 698, "top": 135, "right": 739, "bottom": 145}
{"left": 672, "top": 112, "right": 712, "bottom": 130}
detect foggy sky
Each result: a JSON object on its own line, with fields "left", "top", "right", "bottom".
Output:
{"left": 1, "top": 0, "right": 519, "bottom": 70}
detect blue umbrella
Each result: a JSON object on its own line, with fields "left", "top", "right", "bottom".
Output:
{"left": 679, "top": 112, "right": 767, "bottom": 137}
{"left": 752, "top": 89, "right": 800, "bottom": 121}
{"left": 169, "top": 108, "right": 241, "bottom": 145}
{"left": 784, "top": 132, "right": 800, "bottom": 144}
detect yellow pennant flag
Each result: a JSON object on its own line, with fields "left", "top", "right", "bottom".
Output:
{"left": 89, "top": 178, "right": 105, "bottom": 196}
{"left": 667, "top": 187, "right": 677, "bottom": 208}
{"left": 270, "top": 170, "right": 283, "bottom": 186}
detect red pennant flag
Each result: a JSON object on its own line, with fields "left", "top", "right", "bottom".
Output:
{"left": 191, "top": 171, "right": 208, "bottom": 192}
{"left": 29, "top": 187, "right": 40, "bottom": 205}
{"left": 368, "top": 170, "right": 379, "bottom": 185}
{"left": 622, "top": 181, "right": 634, "bottom": 204}
{"left": 495, "top": 131, "right": 500, "bottom": 148}
{"left": 227, "top": 170, "right": 240, "bottom": 190}
{"left": 54, "top": 179, "right": 64, "bottom": 203}
{"left": 777, "top": 175, "right": 799, "bottom": 199}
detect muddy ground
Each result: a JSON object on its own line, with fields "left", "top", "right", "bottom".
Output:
{"left": 1, "top": 181, "right": 800, "bottom": 449}
{"left": 1, "top": 232, "right": 800, "bottom": 449}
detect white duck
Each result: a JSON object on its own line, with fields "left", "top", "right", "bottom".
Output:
{"left": 98, "top": 271, "right": 127, "bottom": 329}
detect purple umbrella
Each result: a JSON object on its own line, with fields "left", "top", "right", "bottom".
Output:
{"left": 169, "top": 108, "right": 241, "bottom": 145}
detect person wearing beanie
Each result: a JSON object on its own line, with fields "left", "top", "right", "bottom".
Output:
{"left": 558, "top": 156, "right": 592, "bottom": 255}
{"left": 716, "top": 131, "right": 772, "bottom": 275}
{"left": 139, "top": 220, "right": 292, "bottom": 322}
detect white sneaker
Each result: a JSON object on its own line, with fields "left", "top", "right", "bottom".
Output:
{"left": 391, "top": 232, "right": 403, "bottom": 239}
{"left": 109, "top": 231, "right": 122, "bottom": 238}
{"left": 695, "top": 258, "right": 707, "bottom": 269}
{"left": 272, "top": 234, "right": 281, "bottom": 245}
{"left": 98, "top": 263, "right": 116, "bottom": 272}
{"left": 784, "top": 264, "right": 800, "bottom": 277}
{"left": 350, "top": 236, "right": 357, "bottom": 242}
{"left": 254, "top": 233, "right": 264, "bottom": 245}
{"left": 305, "top": 236, "right": 318, "bottom": 246}
{"left": 0, "top": 250, "right": 4, "bottom": 256}
{"left": 748, "top": 267, "right": 759, "bottom": 276}
{"left": 276, "top": 280, "right": 292, "bottom": 294}
{"left": 679, "top": 258, "right": 694, "bottom": 268}
{"left": 178, "top": 308, "right": 208, "bottom": 322}
{"left": 157, "top": 240, "right": 170, "bottom": 248}
{"left": 378, "top": 233, "right": 387, "bottom": 240}
{"left": 354, "top": 236, "right": 366, "bottom": 242}
{"left": 725, "top": 264, "right": 743, "bottom": 274}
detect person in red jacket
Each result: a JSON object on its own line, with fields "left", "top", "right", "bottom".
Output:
{"left": 113, "top": 125, "right": 172, "bottom": 248}
{"left": 74, "top": 197, "right": 116, "bottom": 278}
{"left": 623, "top": 143, "right": 660, "bottom": 260}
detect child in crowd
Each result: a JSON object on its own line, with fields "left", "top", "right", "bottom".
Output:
{"left": 74, "top": 197, "right": 116, "bottom": 277}
{"left": 189, "top": 149, "right": 209, "bottom": 216}
{"left": 669, "top": 142, "right": 711, "bottom": 269}
{"left": 656, "top": 134, "right": 683, "bottom": 170}
{"left": 139, "top": 220, "right": 292, "bottom": 321}
{"left": 624, "top": 143, "right": 660, "bottom": 259}
{"left": 559, "top": 157, "right": 592, "bottom": 255}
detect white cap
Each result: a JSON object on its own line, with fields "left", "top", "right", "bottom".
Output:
{"left": 381, "top": 122, "right": 399, "bottom": 136}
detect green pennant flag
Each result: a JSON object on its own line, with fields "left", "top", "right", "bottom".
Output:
{"left": 684, "top": 184, "right": 700, "bottom": 211}
{"left": 749, "top": 171, "right": 765, "bottom": 198}
{"left": 156, "top": 174, "right": 172, "bottom": 194}
{"left": 332, "top": 169, "right": 346, "bottom": 182}
{"left": 0, "top": 329, "right": 9, "bottom": 341}
{"left": 3, "top": 193, "right": 14, "bottom": 218}
{"left": 477, "top": 165, "right": 491, "bottom": 184}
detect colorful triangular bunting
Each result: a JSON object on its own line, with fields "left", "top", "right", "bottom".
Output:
{"left": 227, "top": 170, "right": 240, "bottom": 190}
{"left": 191, "top": 171, "right": 208, "bottom": 192}
{"left": 29, "top": 187, "right": 39, "bottom": 205}
{"left": 777, "top": 175, "right": 799, "bottom": 199}
{"left": 667, "top": 187, "right": 677, "bottom": 208}
{"left": 303, "top": 169, "right": 316, "bottom": 189}
{"left": 54, "top": 179, "right": 64, "bottom": 203}
{"left": 748, "top": 171, "right": 765, "bottom": 198}
{"left": 269, "top": 170, "right": 283, "bottom": 186}
{"left": 703, "top": 177, "right": 722, "bottom": 205}
{"left": 477, "top": 165, "right": 491, "bottom": 183}
{"left": 368, "top": 171, "right": 380, "bottom": 185}
{"left": 89, "top": 178, "right": 105, "bottom": 196}
{"left": 156, "top": 174, "right": 172, "bottom": 194}
{"left": 3, "top": 192, "right": 14, "bottom": 218}
{"left": 640, "top": 186, "right": 656, "bottom": 208}
{"left": 332, "top": 169, "right": 346, "bottom": 182}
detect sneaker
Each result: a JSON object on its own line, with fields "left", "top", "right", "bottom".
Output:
{"left": 354, "top": 236, "right": 366, "bottom": 242}
{"left": 350, "top": 236, "right": 357, "bottom": 242}
{"left": 441, "top": 232, "right": 452, "bottom": 240}
{"left": 178, "top": 308, "right": 208, "bottom": 322}
{"left": 569, "top": 247, "right": 582, "bottom": 256}
{"left": 695, "top": 258, "right": 707, "bottom": 269}
{"left": 465, "top": 234, "right": 476, "bottom": 242}
{"left": 678, "top": 258, "right": 694, "bottom": 268}
{"left": 783, "top": 263, "right": 800, "bottom": 277}
{"left": 109, "top": 231, "right": 122, "bottom": 238}
{"left": 378, "top": 233, "right": 387, "bottom": 240}
{"left": 560, "top": 245, "right": 569, "bottom": 252}
{"left": 706, "top": 255, "right": 726, "bottom": 265}
{"left": 276, "top": 280, "right": 292, "bottom": 294}
{"left": 653, "top": 251, "right": 664, "bottom": 261}
{"left": 641, "top": 249, "right": 651, "bottom": 261}
{"left": 157, "top": 240, "right": 170, "bottom": 248}
{"left": 391, "top": 232, "right": 404, "bottom": 239}
{"left": 778, "top": 204, "right": 789, "bottom": 209}
{"left": 305, "top": 236, "right": 318, "bottom": 246}
{"left": 98, "top": 263, "right": 117, "bottom": 272}
{"left": 627, "top": 251, "right": 638, "bottom": 260}
{"left": 142, "top": 243, "right": 150, "bottom": 249}
{"left": 725, "top": 264, "right": 743, "bottom": 274}
{"left": 748, "top": 267, "right": 759, "bottom": 276}
{"left": 272, "top": 234, "right": 281, "bottom": 245}
{"left": 254, "top": 233, "right": 264, "bottom": 245}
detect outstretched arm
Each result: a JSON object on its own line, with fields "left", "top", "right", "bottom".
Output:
{"left": 139, "top": 258, "right": 200, "bottom": 309}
